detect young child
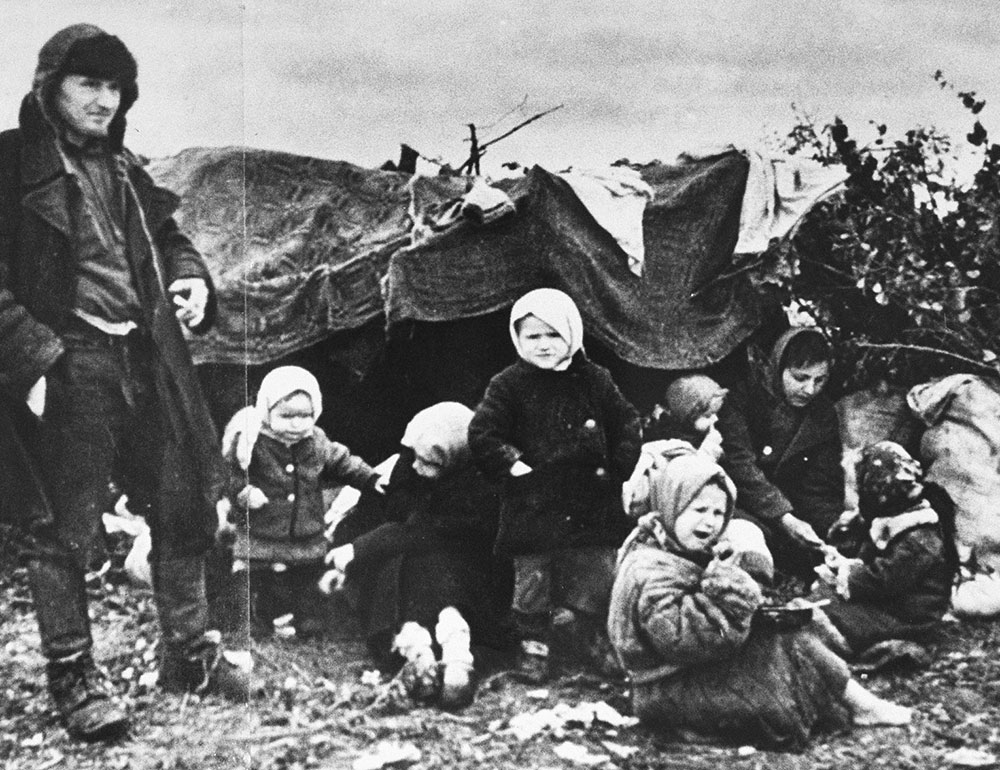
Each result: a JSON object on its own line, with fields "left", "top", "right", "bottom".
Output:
{"left": 468, "top": 288, "right": 642, "bottom": 682}
{"left": 217, "top": 365, "right": 383, "bottom": 639}
{"left": 643, "top": 374, "right": 728, "bottom": 459}
{"left": 815, "top": 441, "right": 959, "bottom": 662}
{"left": 624, "top": 373, "right": 729, "bottom": 519}
{"left": 608, "top": 453, "right": 911, "bottom": 752}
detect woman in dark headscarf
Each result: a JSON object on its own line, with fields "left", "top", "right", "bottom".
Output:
{"left": 608, "top": 454, "right": 910, "bottom": 751}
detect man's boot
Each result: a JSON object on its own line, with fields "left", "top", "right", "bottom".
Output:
{"left": 153, "top": 555, "right": 254, "bottom": 701}
{"left": 27, "top": 558, "right": 129, "bottom": 741}
{"left": 511, "top": 610, "right": 550, "bottom": 684}
{"left": 47, "top": 652, "right": 129, "bottom": 741}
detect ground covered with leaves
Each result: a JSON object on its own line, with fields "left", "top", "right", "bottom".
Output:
{"left": 2, "top": 555, "right": 1000, "bottom": 770}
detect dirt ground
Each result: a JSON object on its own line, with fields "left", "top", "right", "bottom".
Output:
{"left": 3, "top": 546, "right": 1000, "bottom": 770}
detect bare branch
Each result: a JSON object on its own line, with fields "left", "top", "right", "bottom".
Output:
{"left": 853, "top": 342, "right": 998, "bottom": 375}
{"left": 479, "top": 104, "right": 564, "bottom": 151}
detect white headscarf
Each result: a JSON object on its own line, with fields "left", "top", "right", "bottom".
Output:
{"left": 256, "top": 365, "right": 323, "bottom": 420}
{"left": 508, "top": 288, "right": 584, "bottom": 371}
{"left": 223, "top": 366, "right": 324, "bottom": 469}
{"left": 401, "top": 402, "right": 474, "bottom": 473}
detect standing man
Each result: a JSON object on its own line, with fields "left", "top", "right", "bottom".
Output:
{"left": 0, "top": 24, "right": 249, "bottom": 741}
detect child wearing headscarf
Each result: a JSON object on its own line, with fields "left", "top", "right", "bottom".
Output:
{"left": 325, "top": 402, "right": 511, "bottom": 710}
{"left": 624, "top": 373, "right": 730, "bottom": 519}
{"left": 468, "top": 288, "right": 642, "bottom": 682}
{"left": 643, "top": 374, "right": 728, "bottom": 458}
{"left": 217, "top": 365, "right": 383, "bottom": 639}
{"left": 608, "top": 454, "right": 911, "bottom": 752}
{"left": 815, "top": 441, "right": 959, "bottom": 659}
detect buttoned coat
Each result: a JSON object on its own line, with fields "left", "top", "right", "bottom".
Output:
{"left": 716, "top": 329, "right": 844, "bottom": 536}
{"left": 227, "top": 428, "right": 378, "bottom": 563}
{"left": 468, "top": 354, "right": 641, "bottom": 555}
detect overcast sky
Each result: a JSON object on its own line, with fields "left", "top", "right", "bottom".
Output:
{"left": 1, "top": 1, "right": 997, "bottom": 175}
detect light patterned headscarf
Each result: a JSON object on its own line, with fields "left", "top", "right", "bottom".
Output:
{"left": 856, "top": 440, "right": 924, "bottom": 521}
{"left": 508, "top": 288, "right": 584, "bottom": 371}
{"left": 400, "top": 402, "right": 474, "bottom": 473}
{"left": 619, "top": 453, "right": 737, "bottom": 563}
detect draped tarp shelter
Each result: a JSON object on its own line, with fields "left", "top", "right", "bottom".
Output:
{"left": 148, "top": 146, "right": 839, "bottom": 458}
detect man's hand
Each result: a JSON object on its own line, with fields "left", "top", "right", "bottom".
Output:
{"left": 510, "top": 460, "right": 533, "bottom": 477}
{"left": 26, "top": 376, "right": 46, "bottom": 417}
{"left": 168, "top": 277, "right": 209, "bottom": 329}
{"left": 325, "top": 543, "right": 355, "bottom": 573}
{"left": 780, "top": 513, "right": 823, "bottom": 547}
{"left": 215, "top": 498, "right": 237, "bottom": 547}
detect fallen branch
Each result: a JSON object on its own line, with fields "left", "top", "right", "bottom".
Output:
{"left": 853, "top": 342, "right": 998, "bottom": 375}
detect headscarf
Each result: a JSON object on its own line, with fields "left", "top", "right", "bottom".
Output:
{"left": 29, "top": 24, "right": 139, "bottom": 150}
{"left": 620, "top": 453, "right": 737, "bottom": 563}
{"left": 662, "top": 374, "right": 728, "bottom": 429}
{"left": 508, "top": 288, "right": 584, "bottom": 371}
{"left": 856, "top": 440, "right": 925, "bottom": 521}
{"left": 762, "top": 326, "right": 830, "bottom": 400}
{"left": 256, "top": 365, "right": 323, "bottom": 421}
{"left": 222, "top": 366, "right": 323, "bottom": 468}
{"left": 400, "top": 402, "right": 474, "bottom": 474}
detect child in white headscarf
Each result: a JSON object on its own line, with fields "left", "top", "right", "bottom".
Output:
{"left": 217, "top": 365, "right": 383, "bottom": 639}
{"left": 468, "top": 288, "right": 642, "bottom": 682}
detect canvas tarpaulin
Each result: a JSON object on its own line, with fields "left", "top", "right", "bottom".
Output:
{"left": 150, "top": 146, "right": 832, "bottom": 371}
{"left": 148, "top": 147, "right": 413, "bottom": 365}
{"left": 387, "top": 150, "right": 759, "bottom": 370}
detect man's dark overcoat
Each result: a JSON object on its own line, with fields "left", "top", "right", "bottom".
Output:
{"left": 0, "top": 95, "right": 221, "bottom": 555}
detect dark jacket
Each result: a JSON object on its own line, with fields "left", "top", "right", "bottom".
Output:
{"left": 340, "top": 446, "right": 510, "bottom": 649}
{"left": 349, "top": 446, "right": 502, "bottom": 565}
{"left": 824, "top": 512, "right": 956, "bottom": 651}
{"left": 0, "top": 95, "right": 221, "bottom": 553}
{"left": 229, "top": 428, "right": 378, "bottom": 563}
{"left": 717, "top": 329, "right": 844, "bottom": 536}
{"left": 468, "top": 354, "right": 642, "bottom": 555}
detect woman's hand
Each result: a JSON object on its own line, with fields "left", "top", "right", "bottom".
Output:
{"left": 780, "top": 513, "right": 823, "bottom": 547}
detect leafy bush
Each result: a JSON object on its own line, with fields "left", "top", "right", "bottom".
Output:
{"left": 771, "top": 73, "right": 1000, "bottom": 390}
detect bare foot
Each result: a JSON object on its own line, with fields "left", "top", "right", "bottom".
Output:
{"left": 845, "top": 679, "right": 912, "bottom": 726}
{"left": 853, "top": 701, "right": 912, "bottom": 726}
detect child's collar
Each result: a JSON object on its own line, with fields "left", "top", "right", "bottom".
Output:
{"left": 868, "top": 499, "right": 938, "bottom": 550}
